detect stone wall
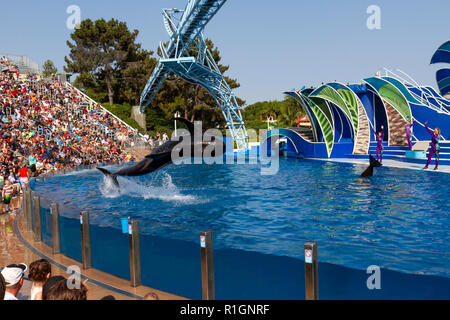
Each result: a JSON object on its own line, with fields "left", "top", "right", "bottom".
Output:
{"left": 131, "top": 106, "right": 147, "bottom": 131}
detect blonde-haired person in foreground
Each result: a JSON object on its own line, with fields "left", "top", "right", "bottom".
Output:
{"left": 143, "top": 292, "right": 160, "bottom": 300}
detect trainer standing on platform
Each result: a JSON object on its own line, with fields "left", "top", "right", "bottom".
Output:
{"left": 372, "top": 125, "right": 385, "bottom": 164}
{"left": 406, "top": 119, "right": 415, "bottom": 151}
{"left": 423, "top": 121, "right": 441, "bottom": 171}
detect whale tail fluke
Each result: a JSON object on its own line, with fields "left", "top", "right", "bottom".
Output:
{"left": 361, "top": 154, "right": 383, "bottom": 177}
{"left": 370, "top": 154, "right": 382, "bottom": 168}
{"left": 97, "top": 167, "right": 120, "bottom": 188}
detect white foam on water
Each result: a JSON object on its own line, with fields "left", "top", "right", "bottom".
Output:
{"left": 62, "top": 169, "right": 95, "bottom": 177}
{"left": 99, "top": 175, "right": 121, "bottom": 199}
{"left": 99, "top": 172, "right": 205, "bottom": 205}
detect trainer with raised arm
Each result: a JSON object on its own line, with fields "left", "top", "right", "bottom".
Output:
{"left": 423, "top": 121, "right": 441, "bottom": 170}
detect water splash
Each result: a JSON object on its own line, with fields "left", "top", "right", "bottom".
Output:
{"left": 99, "top": 175, "right": 121, "bottom": 199}
{"left": 99, "top": 172, "right": 204, "bottom": 205}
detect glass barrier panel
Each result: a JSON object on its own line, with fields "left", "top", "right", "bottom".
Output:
{"left": 140, "top": 222, "right": 202, "bottom": 300}
{"left": 214, "top": 231, "right": 307, "bottom": 300}
{"left": 58, "top": 203, "right": 82, "bottom": 262}
{"left": 30, "top": 191, "right": 35, "bottom": 232}
{"left": 90, "top": 218, "right": 129, "bottom": 280}
{"left": 39, "top": 197, "right": 52, "bottom": 247}
{"left": 314, "top": 241, "right": 450, "bottom": 300}
{"left": 0, "top": 211, "right": 14, "bottom": 242}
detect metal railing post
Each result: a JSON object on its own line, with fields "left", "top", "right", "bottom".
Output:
{"left": 51, "top": 203, "right": 61, "bottom": 254}
{"left": 33, "top": 196, "right": 41, "bottom": 242}
{"left": 80, "top": 211, "right": 92, "bottom": 270}
{"left": 22, "top": 185, "right": 29, "bottom": 227}
{"left": 304, "top": 241, "right": 319, "bottom": 300}
{"left": 25, "top": 187, "right": 32, "bottom": 231}
{"left": 128, "top": 220, "right": 141, "bottom": 287}
{"left": 200, "top": 230, "right": 215, "bottom": 300}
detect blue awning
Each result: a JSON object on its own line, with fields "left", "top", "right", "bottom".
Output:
{"left": 437, "top": 68, "right": 450, "bottom": 96}
{"left": 430, "top": 41, "right": 450, "bottom": 65}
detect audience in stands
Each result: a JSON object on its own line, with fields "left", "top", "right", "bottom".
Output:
{"left": 0, "top": 58, "right": 150, "bottom": 211}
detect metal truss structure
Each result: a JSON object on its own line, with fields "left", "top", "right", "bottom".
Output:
{"left": 140, "top": 0, "right": 248, "bottom": 150}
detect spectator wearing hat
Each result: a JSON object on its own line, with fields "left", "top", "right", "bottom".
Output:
{"left": 1, "top": 263, "right": 28, "bottom": 300}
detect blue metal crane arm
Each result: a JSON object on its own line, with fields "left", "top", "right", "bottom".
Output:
{"left": 139, "top": 0, "right": 248, "bottom": 150}
{"left": 139, "top": 63, "right": 169, "bottom": 112}
{"left": 140, "top": 0, "right": 228, "bottom": 112}
{"left": 178, "top": 0, "right": 227, "bottom": 50}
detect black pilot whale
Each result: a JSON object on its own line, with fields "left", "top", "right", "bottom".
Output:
{"left": 97, "top": 118, "right": 225, "bottom": 188}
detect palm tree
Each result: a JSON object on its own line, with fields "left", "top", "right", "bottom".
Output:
{"left": 280, "top": 104, "right": 303, "bottom": 127}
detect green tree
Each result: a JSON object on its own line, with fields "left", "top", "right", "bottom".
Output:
{"left": 42, "top": 60, "right": 58, "bottom": 78}
{"left": 120, "top": 48, "right": 157, "bottom": 106}
{"left": 64, "top": 18, "right": 141, "bottom": 105}
{"left": 243, "top": 96, "right": 305, "bottom": 130}
{"left": 279, "top": 96, "right": 304, "bottom": 127}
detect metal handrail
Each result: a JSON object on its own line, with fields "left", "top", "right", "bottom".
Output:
{"left": 64, "top": 81, "right": 145, "bottom": 139}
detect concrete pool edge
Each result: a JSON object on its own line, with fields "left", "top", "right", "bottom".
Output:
{"left": 307, "top": 157, "right": 450, "bottom": 174}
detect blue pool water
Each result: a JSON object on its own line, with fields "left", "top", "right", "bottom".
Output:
{"left": 33, "top": 159, "right": 450, "bottom": 280}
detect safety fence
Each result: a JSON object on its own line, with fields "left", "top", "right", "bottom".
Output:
{"left": 20, "top": 168, "right": 450, "bottom": 300}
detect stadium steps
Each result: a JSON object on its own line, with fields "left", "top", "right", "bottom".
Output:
{"left": 290, "top": 127, "right": 315, "bottom": 142}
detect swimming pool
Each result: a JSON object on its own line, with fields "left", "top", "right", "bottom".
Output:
{"left": 32, "top": 158, "right": 450, "bottom": 281}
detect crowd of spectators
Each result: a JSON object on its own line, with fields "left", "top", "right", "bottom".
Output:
{"left": 142, "top": 131, "right": 169, "bottom": 150}
{"left": 1, "top": 258, "right": 160, "bottom": 300}
{"left": 0, "top": 57, "right": 144, "bottom": 211}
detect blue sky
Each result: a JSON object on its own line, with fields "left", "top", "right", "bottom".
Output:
{"left": 0, "top": 0, "right": 449, "bottom": 105}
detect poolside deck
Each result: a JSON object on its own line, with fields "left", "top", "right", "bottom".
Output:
{"left": 313, "top": 158, "right": 450, "bottom": 174}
